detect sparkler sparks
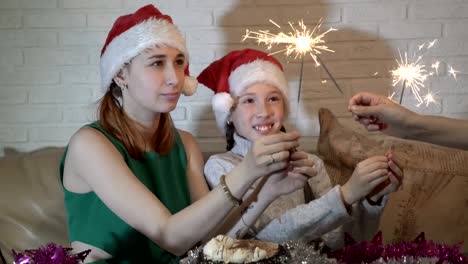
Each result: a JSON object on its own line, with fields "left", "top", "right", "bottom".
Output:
{"left": 391, "top": 51, "right": 428, "bottom": 104}
{"left": 418, "top": 91, "right": 440, "bottom": 107}
{"left": 431, "top": 61, "right": 440, "bottom": 75}
{"left": 243, "top": 18, "right": 342, "bottom": 101}
{"left": 243, "top": 19, "right": 337, "bottom": 65}
{"left": 390, "top": 39, "right": 458, "bottom": 107}
{"left": 448, "top": 65, "right": 459, "bottom": 80}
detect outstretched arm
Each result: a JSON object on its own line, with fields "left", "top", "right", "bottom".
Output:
{"left": 204, "top": 158, "right": 308, "bottom": 239}
{"left": 63, "top": 127, "right": 300, "bottom": 256}
{"left": 406, "top": 114, "right": 468, "bottom": 150}
{"left": 204, "top": 150, "right": 313, "bottom": 239}
{"left": 255, "top": 185, "right": 351, "bottom": 242}
{"left": 349, "top": 92, "right": 468, "bottom": 150}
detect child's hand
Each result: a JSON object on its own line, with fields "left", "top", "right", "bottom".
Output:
{"left": 340, "top": 156, "right": 390, "bottom": 205}
{"left": 368, "top": 153, "right": 403, "bottom": 201}
{"left": 261, "top": 150, "right": 317, "bottom": 201}
{"left": 289, "top": 150, "right": 317, "bottom": 179}
{"left": 239, "top": 131, "right": 300, "bottom": 181}
{"left": 261, "top": 168, "right": 309, "bottom": 202}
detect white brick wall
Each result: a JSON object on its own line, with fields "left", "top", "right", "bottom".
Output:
{"left": 23, "top": 13, "right": 86, "bottom": 28}
{"left": 20, "top": 0, "right": 58, "bottom": 9}
{"left": 1, "top": 0, "right": 468, "bottom": 154}
{"left": 0, "top": 12, "right": 21, "bottom": 28}
{"left": 343, "top": 4, "right": 407, "bottom": 22}
{"left": 0, "top": 30, "right": 58, "bottom": 47}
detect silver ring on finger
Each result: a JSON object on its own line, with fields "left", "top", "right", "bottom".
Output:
{"left": 269, "top": 154, "right": 275, "bottom": 164}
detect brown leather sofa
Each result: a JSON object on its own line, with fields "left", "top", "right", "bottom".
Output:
{"left": 0, "top": 147, "right": 216, "bottom": 263}
{"left": 0, "top": 147, "right": 69, "bottom": 264}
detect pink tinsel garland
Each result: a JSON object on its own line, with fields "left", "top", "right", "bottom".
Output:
{"left": 327, "top": 231, "right": 468, "bottom": 264}
{"left": 12, "top": 243, "right": 90, "bottom": 264}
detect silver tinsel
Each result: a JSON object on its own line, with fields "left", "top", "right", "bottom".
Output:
{"left": 282, "top": 240, "right": 338, "bottom": 264}
{"left": 181, "top": 240, "right": 337, "bottom": 264}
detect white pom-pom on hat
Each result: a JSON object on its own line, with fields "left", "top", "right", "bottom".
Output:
{"left": 211, "top": 92, "right": 234, "bottom": 133}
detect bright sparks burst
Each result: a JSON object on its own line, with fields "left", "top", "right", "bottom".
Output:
{"left": 390, "top": 39, "right": 458, "bottom": 107}
{"left": 391, "top": 52, "right": 428, "bottom": 104}
{"left": 242, "top": 18, "right": 344, "bottom": 99}
{"left": 431, "top": 61, "right": 440, "bottom": 75}
{"left": 243, "top": 19, "right": 337, "bottom": 65}
{"left": 448, "top": 65, "right": 459, "bottom": 80}
{"left": 417, "top": 91, "right": 440, "bottom": 107}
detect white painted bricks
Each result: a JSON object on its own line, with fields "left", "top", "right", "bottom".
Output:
{"left": 1, "top": 0, "right": 468, "bottom": 154}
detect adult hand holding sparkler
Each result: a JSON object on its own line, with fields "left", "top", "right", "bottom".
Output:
{"left": 349, "top": 92, "right": 416, "bottom": 138}
{"left": 349, "top": 92, "right": 468, "bottom": 150}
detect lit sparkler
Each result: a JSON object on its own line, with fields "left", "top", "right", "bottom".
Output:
{"left": 243, "top": 19, "right": 336, "bottom": 64}
{"left": 243, "top": 19, "right": 342, "bottom": 102}
{"left": 391, "top": 51, "right": 428, "bottom": 104}
{"left": 390, "top": 39, "right": 458, "bottom": 107}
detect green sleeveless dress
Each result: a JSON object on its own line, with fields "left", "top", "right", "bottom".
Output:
{"left": 59, "top": 122, "right": 191, "bottom": 264}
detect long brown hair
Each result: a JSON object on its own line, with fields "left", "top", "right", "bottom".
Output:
{"left": 98, "top": 81, "right": 175, "bottom": 159}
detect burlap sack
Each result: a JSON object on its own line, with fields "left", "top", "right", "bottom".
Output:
{"left": 316, "top": 108, "right": 468, "bottom": 253}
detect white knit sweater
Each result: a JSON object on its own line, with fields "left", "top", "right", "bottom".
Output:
{"left": 204, "top": 133, "right": 386, "bottom": 249}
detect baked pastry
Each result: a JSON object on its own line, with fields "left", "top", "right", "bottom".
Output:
{"left": 203, "top": 235, "right": 279, "bottom": 263}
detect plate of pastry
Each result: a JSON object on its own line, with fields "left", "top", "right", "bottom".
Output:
{"left": 183, "top": 234, "right": 289, "bottom": 263}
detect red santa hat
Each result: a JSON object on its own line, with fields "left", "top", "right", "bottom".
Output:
{"left": 197, "top": 49, "right": 289, "bottom": 133}
{"left": 100, "top": 4, "right": 197, "bottom": 95}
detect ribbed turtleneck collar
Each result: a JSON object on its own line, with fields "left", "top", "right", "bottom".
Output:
{"left": 230, "top": 132, "right": 252, "bottom": 157}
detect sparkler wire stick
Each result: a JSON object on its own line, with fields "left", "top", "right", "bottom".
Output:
{"left": 399, "top": 80, "right": 406, "bottom": 105}
{"left": 297, "top": 56, "right": 305, "bottom": 103}
{"left": 316, "top": 55, "right": 344, "bottom": 95}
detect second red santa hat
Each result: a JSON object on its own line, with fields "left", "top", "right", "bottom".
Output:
{"left": 197, "top": 49, "right": 289, "bottom": 133}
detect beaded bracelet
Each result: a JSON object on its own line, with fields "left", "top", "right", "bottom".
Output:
{"left": 220, "top": 174, "right": 242, "bottom": 206}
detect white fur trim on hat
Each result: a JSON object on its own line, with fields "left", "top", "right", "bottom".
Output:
{"left": 100, "top": 18, "right": 188, "bottom": 93}
{"left": 212, "top": 92, "right": 234, "bottom": 133}
{"left": 228, "top": 60, "right": 289, "bottom": 98}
